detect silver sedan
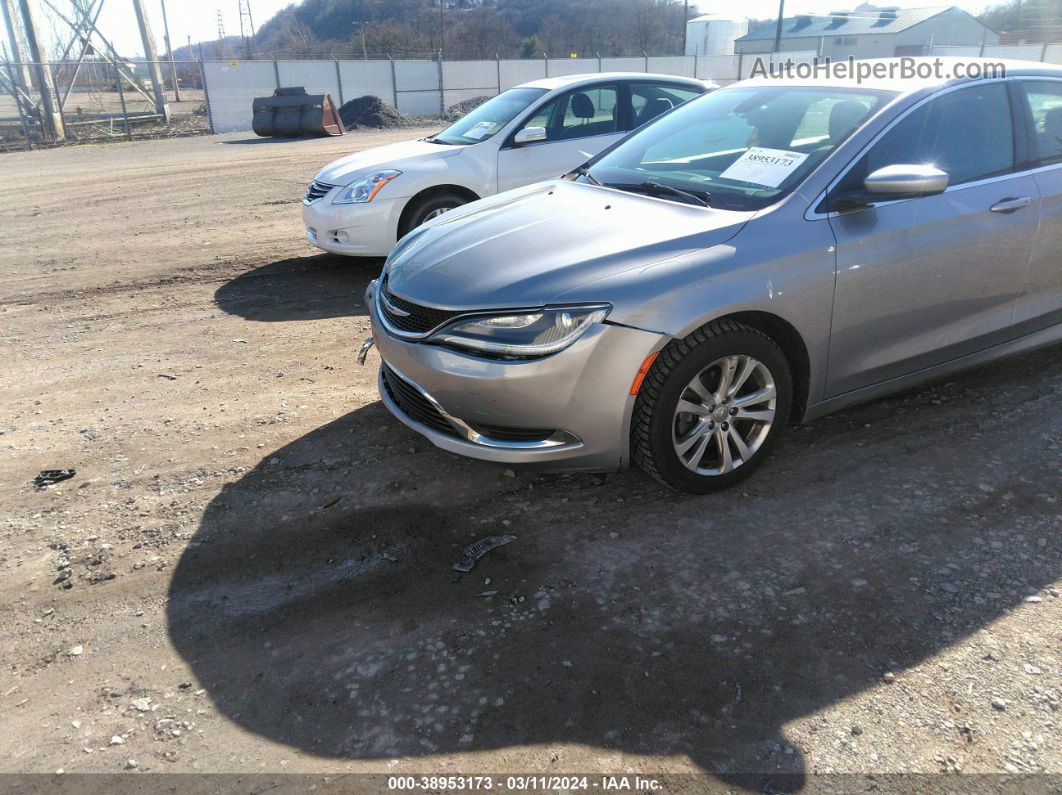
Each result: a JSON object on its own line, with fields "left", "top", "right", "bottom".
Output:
{"left": 365, "top": 58, "right": 1062, "bottom": 492}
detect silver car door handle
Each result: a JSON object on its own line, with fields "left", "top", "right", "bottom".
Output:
{"left": 989, "top": 196, "right": 1032, "bottom": 213}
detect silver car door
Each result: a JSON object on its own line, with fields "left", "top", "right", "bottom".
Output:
{"left": 824, "top": 81, "right": 1039, "bottom": 397}
{"left": 1014, "top": 78, "right": 1062, "bottom": 329}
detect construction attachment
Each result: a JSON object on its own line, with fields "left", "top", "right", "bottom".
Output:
{"left": 251, "top": 86, "right": 345, "bottom": 138}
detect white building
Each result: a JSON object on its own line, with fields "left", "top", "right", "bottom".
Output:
{"left": 685, "top": 15, "right": 750, "bottom": 56}
{"left": 733, "top": 5, "right": 999, "bottom": 59}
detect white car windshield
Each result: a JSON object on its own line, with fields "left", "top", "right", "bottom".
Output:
{"left": 430, "top": 87, "right": 548, "bottom": 145}
{"left": 586, "top": 86, "right": 894, "bottom": 211}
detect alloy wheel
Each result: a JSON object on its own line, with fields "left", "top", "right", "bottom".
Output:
{"left": 423, "top": 206, "right": 453, "bottom": 221}
{"left": 671, "top": 354, "right": 777, "bottom": 476}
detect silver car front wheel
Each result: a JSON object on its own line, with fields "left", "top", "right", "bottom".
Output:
{"left": 672, "top": 355, "right": 777, "bottom": 476}
{"left": 631, "top": 319, "right": 792, "bottom": 493}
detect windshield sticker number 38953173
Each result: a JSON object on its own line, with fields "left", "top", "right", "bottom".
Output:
{"left": 719, "top": 146, "right": 809, "bottom": 188}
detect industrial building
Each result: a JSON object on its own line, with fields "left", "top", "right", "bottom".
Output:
{"left": 685, "top": 5, "right": 1000, "bottom": 61}
{"left": 732, "top": 4, "right": 1000, "bottom": 59}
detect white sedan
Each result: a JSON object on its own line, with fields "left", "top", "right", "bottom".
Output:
{"left": 302, "top": 72, "right": 714, "bottom": 256}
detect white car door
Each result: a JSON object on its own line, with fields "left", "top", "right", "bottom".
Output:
{"left": 496, "top": 83, "right": 627, "bottom": 194}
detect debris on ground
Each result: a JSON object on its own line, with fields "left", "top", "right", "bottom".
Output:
{"left": 34, "top": 469, "right": 76, "bottom": 489}
{"left": 452, "top": 534, "right": 517, "bottom": 572}
{"left": 443, "top": 96, "right": 490, "bottom": 121}
{"left": 338, "top": 96, "right": 410, "bottom": 130}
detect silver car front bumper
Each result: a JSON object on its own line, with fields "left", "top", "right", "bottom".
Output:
{"left": 367, "top": 285, "right": 666, "bottom": 472}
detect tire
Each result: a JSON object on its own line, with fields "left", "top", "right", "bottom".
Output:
{"left": 631, "top": 319, "right": 792, "bottom": 494}
{"left": 400, "top": 191, "right": 467, "bottom": 236}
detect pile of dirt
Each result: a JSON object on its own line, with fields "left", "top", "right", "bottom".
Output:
{"left": 443, "top": 95, "right": 491, "bottom": 121}
{"left": 338, "top": 95, "right": 410, "bottom": 129}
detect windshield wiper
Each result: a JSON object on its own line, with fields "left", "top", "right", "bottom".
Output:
{"left": 639, "top": 180, "right": 709, "bottom": 207}
{"left": 573, "top": 165, "right": 601, "bottom": 185}
{"left": 602, "top": 180, "right": 709, "bottom": 207}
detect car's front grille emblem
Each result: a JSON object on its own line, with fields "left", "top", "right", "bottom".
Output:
{"left": 380, "top": 292, "right": 411, "bottom": 317}
{"left": 376, "top": 275, "right": 460, "bottom": 336}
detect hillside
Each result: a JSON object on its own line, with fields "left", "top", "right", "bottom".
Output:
{"left": 216, "top": 0, "right": 691, "bottom": 60}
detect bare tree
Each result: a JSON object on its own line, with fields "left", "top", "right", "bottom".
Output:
{"left": 449, "top": 10, "right": 519, "bottom": 58}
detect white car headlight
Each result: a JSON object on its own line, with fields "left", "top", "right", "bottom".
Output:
{"left": 333, "top": 170, "right": 402, "bottom": 204}
{"left": 431, "top": 305, "right": 610, "bottom": 357}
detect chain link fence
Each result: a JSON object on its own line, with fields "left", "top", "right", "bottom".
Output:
{"left": 0, "top": 58, "right": 209, "bottom": 151}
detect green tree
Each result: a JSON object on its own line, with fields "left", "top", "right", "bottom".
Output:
{"left": 519, "top": 34, "right": 541, "bottom": 58}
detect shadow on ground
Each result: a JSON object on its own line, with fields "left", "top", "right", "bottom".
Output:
{"left": 167, "top": 346, "right": 1061, "bottom": 785}
{"left": 214, "top": 253, "right": 381, "bottom": 322}
{"left": 220, "top": 137, "right": 325, "bottom": 145}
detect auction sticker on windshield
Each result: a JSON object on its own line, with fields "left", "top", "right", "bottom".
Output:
{"left": 464, "top": 121, "right": 498, "bottom": 140}
{"left": 719, "top": 147, "right": 809, "bottom": 188}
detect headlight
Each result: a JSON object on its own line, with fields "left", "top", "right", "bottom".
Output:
{"left": 431, "top": 305, "right": 610, "bottom": 357}
{"left": 333, "top": 170, "right": 401, "bottom": 204}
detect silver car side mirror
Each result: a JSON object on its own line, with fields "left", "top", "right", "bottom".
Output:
{"left": 864, "top": 164, "right": 949, "bottom": 196}
{"left": 514, "top": 126, "right": 547, "bottom": 145}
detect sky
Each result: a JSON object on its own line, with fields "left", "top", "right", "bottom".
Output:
{"left": 83, "top": 0, "right": 296, "bottom": 56}
{"left": 48, "top": 0, "right": 998, "bottom": 58}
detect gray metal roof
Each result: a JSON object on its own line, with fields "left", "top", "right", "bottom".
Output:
{"left": 737, "top": 6, "right": 964, "bottom": 41}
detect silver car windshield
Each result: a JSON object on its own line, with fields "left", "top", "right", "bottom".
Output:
{"left": 587, "top": 85, "right": 895, "bottom": 211}
{"left": 430, "top": 87, "right": 549, "bottom": 145}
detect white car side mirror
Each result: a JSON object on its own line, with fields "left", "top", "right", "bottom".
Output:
{"left": 514, "top": 126, "right": 547, "bottom": 145}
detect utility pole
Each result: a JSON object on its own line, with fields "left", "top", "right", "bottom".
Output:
{"left": 439, "top": 0, "right": 444, "bottom": 58}
{"left": 237, "top": 0, "right": 255, "bottom": 57}
{"left": 245, "top": 0, "right": 256, "bottom": 53}
{"left": 16, "top": 0, "right": 63, "bottom": 140}
{"left": 131, "top": 0, "right": 170, "bottom": 122}
{"left": 772, "top": 0, "right": 785, "bottom": 54}
{"left": 681, "top": 0, "right": 688, "bottom": 55}
{"left": 352, "top": 21, "right": 366, "bottom": 59}
{"left": 159, "top": 0, "right": 181, "bottom": 101}
{"left": 1, "top": 0, "right": 32, "bottom": 100}
{"left": 236, "top": 0, "right": 246, "bottom": 55}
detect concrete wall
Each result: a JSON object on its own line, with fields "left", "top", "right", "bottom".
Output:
{"left": 203, "top": 55, "right": 744, "bottom": 132}
{"left": 200, "top": 41, "right": 1059, "bottom": 133}
{"left": 933, "top": 43, "right": 1049, "bottom": 60}
{"left": 204, "top": 60, "right": 277, "bottom": 133}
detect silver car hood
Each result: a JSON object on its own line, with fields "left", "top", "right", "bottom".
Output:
{"left": 385, "top": 180, "right": 751, "bottom": 311}
{"left": 314, "top": 138, "right": 462, "bottom": 186}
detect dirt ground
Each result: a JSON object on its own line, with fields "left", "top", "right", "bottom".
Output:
{"left": 1, "top": 129, "right": 1059, "bottom": 790}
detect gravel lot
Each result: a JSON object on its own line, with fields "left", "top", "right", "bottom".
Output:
{"left": 1, "top": 130, "right": 1059, "bottom": 788}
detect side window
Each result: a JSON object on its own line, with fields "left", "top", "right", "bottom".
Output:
{"left": 631, "top": 83, "right": 702, "bottom": 128}
{"left": 557, "top": 84, "right": 620, "bottom": 140}
{"left": 832, "top": 83, "right": 1015, "bottom": 202}
{"left": 791, "top": 96, "right": 873, "bottom": 147}
{"left": 512, "top": 86, "right": 619, "bottom": 143}
{"left": 1020, "top": 80, "right": 1062, "bottom": 166}
{"left": 863, "top": 83, "right": 1015, "bottom": 186}
{"left": 517, "top": 98, "right": 557, "bottom": 136}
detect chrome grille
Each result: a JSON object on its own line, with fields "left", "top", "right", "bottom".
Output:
{"left": 304, "top": 179, "right": 335, "bottom": 204}
{"left": 377, "top": 275, "right": 459, "bottom": 336}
